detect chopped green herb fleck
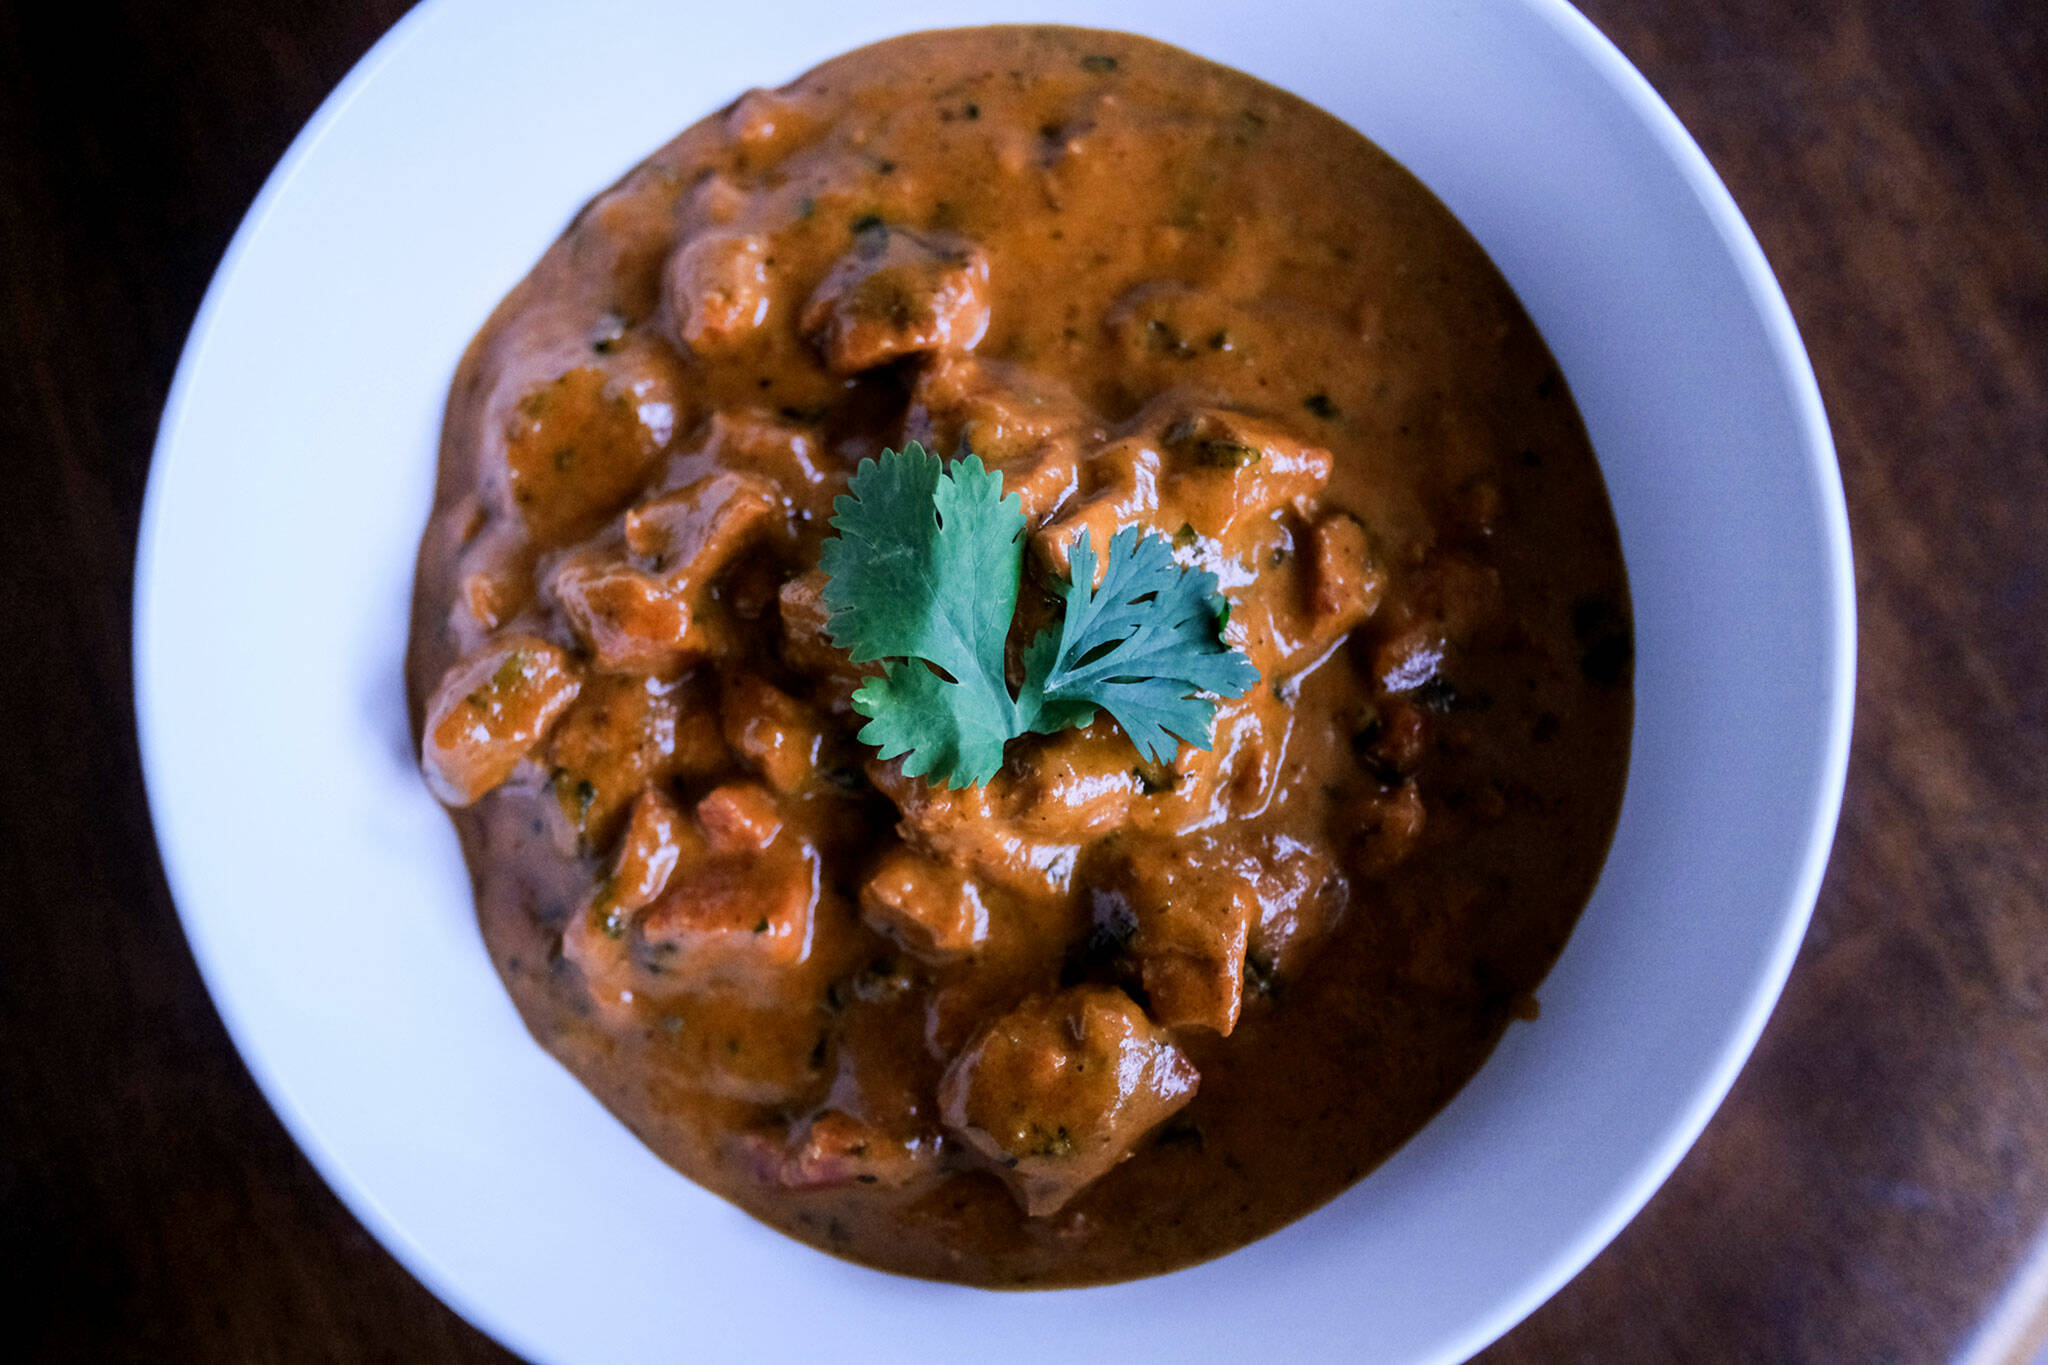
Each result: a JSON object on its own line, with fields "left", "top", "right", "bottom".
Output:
{"left": 822, "top": 763, "right": 869, "bottom": 792}
{"left": 1080, "top": 54, "right": 1119, "bottom": 72}
{"left": 1191, "top": 440, "right": 1261, "bottom": 468}
{"left": 472, "top": 649, "right": 530, "bottom": 708}
{"left": 1414, "top": 675, "right": 1460, "bottom": 714}
{"left": 1304, "top": 392, "right": 1340, "bottom": 419}
{"left": 1132, "top": 763, "right": 1175, "bottom": 796}
{"left": 1144, "top": 317, "right": 1196, "bottom": 358}
{"left": 1244, "top": 952, "right": 1283, "bottom": 1000}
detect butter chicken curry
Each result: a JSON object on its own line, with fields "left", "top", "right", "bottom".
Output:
{"left": 406, "top": 25, "right": 1632, "bottom": 1286}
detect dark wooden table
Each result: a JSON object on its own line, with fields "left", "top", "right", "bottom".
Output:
{"left": 4, "top": 2, "right": 2042, "bottom": 1359}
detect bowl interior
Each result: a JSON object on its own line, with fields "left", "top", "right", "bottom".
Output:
{"left": 136, "top": 1, "right": 1851, "bottom": 1361}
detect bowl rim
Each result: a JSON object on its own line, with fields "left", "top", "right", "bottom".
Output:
{"left": 133, "top": 1, "right": 1855, "bottom": 1359}
{"left": 1434, "top": 4, "right": 1856, "bottom": 1357}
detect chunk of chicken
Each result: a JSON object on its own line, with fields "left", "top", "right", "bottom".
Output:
{"left": 1027, "top": 436, "right": 1160, "bottom": 582}
{"left": 1242, "top": 833, "right": 1350, "bottom": 999}
{"left": 1367, "top": 555, "right": 1503, "bottom": 695}
{"left": 1100, "top": 829, "right": 1349, "bottom": 1028}
{"left": 680, "top": 409, "right": 835, "bottom": 533}
{"left": 722, "top": 87, "right": 819, "bottom": 158}
{"left": 679, "top": 171, "right": 748, "bottom": 228}
{"left": 858, "top": 716, "right": 1164, "bottom": 900}
{"left": 1109, "top": 834, "right": 1258, "bottom": 1035}
{"left": 1346, "top": 780, "right": 1426, "bottom": 880}
{"left": 695, "top": 781, "right": 784, "bottom": 853}
{"left": 1154, "top": 407, "right": 1334, "bottom": 530}
{"left": 735, "top": 1109, "right": 939, "bottom": 1191}
{"left": 664, "top": 231, "right": 773, "bottom": 354}
{"left": 1351, "top": 697, "right": 1430, "bottom": 784}
{"left": 543, "top": 673, "right": 726, "bottom": 852}
{"left": 560, "top": 786, "right": 687, "bottom": 1023}
{"left": 859, "top": 847, "right": 991, "bottom": 959}
{"left": 719, "top": 674, "right": 827, "bottom": 794}
{"left": 992, "top": 720, "right": 1148, "bottom": 841}
{"left": 547, "top": 471, "right": 778, "bottom": 671}
{"left": 547, "top": 559, "right": 698, "bottom": 671}
{"left": 499, "top": 356, "right": 678, "bottom": 544}
{"left": 775, "top": 568, "right": 863, "bottom": 687}
{"left": 1230, "top": 510, "right": 1389, "bottom": 694}
{"left": 447, "top": 517, "right": 534, "bottom": 650}
{"left": 1304, "top": 512, "right": 1383, "bottom": 640}
{"left": 1144, "top": 689, "right": 1290, "bottom": 832}
{"left": 564, "top": 781, "right": 822, "bottom": 1004}
{"left": 903, "top": 354, "right": 1089, "bottom": 521}
{"left": 867, "top": 759, "right": 1081, "bottom": 900}
{"left": 608, "top": 787, "right": 690, "bottom": 911}
{"left": 420, "top": 636, "right": 580, "bottom": 806}
{"left": 937, "top": 986, "right": 1198, "bottom": 1215}
{"left": 1033, "top": 403, "right": 1333, "bottom": 578}
{"left": 624, "top": 470, "right": 779, "bottom": 569}
{"left": 636, "top": 823, "right": 819, "bottom": 979}
{"left": 801, "top": 227, "right": 990, "bottom": 373}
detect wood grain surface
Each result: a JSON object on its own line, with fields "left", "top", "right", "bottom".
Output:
{"left": 2, "top": 2, "right": 2041, "bottom": 1360}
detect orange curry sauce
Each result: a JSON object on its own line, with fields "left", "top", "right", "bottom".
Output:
{"left": 406, "top": 26, "right": 1631, "bottom": 1286}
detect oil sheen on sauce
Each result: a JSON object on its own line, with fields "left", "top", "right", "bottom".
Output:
{"left": 406, "top": 25, "right": 1633, "bottom": 1287}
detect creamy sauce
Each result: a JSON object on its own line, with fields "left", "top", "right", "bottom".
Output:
{"left": 406, "top": 25, "right": 1631, "bottom": 1287}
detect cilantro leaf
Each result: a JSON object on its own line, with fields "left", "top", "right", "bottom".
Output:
{"left": 850, "top": 658, "right": 1015, "bottom": 788}
{"left": 818, "top": 442, "right": 1024, "bottom": 680}
{"left": 821, "top": 443, "right": 1025, "bottom": 787}
{"left": 1018, "top": 526, "right": 1261, "bottom": 762}
{"left": 818, "top": 445, "right": 1258, "bottom": 787}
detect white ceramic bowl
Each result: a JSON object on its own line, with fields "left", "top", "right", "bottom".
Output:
{"left": 135, "top": 1, "right": 1853, "bottom": 1360}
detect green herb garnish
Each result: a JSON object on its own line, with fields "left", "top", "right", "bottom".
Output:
{"left": 818, "top": 443, "right": 1258, "bottom": 788}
